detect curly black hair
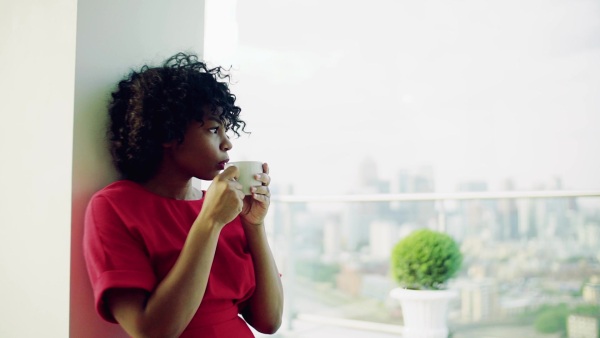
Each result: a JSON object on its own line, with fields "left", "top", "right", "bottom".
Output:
{"left": 107, "top": 52, "right": 246, "bottom": 182}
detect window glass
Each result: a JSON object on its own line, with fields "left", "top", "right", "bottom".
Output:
{"left": 222, "top": 1, "right": 600, "bottom": 336}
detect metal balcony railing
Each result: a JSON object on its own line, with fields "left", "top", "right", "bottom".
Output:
{"left": 269, "top": 190, "right": 600, "bottom": 337}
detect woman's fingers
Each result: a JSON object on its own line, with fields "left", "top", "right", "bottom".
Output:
{"left": 254, "top": 173, "right": 271, "bottom": 187}
{"left": 250, "top": 185, "right": 270, "bottom": 196}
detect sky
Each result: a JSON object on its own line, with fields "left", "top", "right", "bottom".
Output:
{"left": 207, "top": 0, "right": 600, "bottom": 195}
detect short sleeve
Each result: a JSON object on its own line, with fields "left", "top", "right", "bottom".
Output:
{"left": 83, "top": 195, "right": 157, "bottom": 323}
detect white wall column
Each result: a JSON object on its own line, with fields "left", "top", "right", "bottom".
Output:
{"left": 0, "top": 1, "right": 77, "bottom": 337}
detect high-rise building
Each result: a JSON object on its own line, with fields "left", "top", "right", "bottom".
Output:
{"left": 457, "top": 180, "right": 491, "bottom": 239}
{"left": 497, "top": 179, "right": 519, "bottom": 241}
{"left": 322, "top": 215, "right": 342, "bottom": 260}
{"left": 530, "top": 177, "right": 577, "bottom": 240}
{"left": 578, "top": 222, "right": 600, "bottom": 249}
{"left": 517, "top": 199, "right": 537, "bottom": 239}
{"left": 341, "top": 203, "right": 371, "bottom": 251}
{"left": 391, "top": 166, "right": 436, "bottom": 226}
{"left": 567, "top": 314, "right": 599, "bottom": 338}
{"left": 582, "top": 276, "right": 600, "bottom": 305}
{"left": 356, "top": 156, "right": 392, "bottom": 219}
{"left": 458, "top": 278, "right": 501, "bottom": 323}
{"left": 369, "top": 220, "right": 400, "bottom": 260}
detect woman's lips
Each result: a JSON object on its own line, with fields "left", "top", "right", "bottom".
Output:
{"left": 217, "top": 160, "right": 229, "bottom": 170}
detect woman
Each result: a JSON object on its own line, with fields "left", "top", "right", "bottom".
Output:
{"left": 83, "top": 52, "right": 283, "bottom": 337}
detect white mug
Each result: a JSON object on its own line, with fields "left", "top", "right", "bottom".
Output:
{"left": 225, "top": 161, "right": 263, "bottom": 195}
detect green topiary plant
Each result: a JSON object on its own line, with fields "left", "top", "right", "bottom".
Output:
{"left": 391, "top": 228, "right": 462, "bottom": 290}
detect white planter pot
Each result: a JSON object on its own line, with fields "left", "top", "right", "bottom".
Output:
{"left": 389, "top": 287, "right": 457, "bottom": 338}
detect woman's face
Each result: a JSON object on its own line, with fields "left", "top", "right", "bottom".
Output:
{"left": 163, "top": 113, "right": 233, "bottom": 181}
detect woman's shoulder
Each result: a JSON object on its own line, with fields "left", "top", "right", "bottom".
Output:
{"left": 91, "top": 180, "right": 204, "bottom": 205}
{"left": 86, "top": 180, "right": 158, "bottom": 222}
{"left": 89, "top": 180, "right": 151, "bottom": 207}
{"left": 94, "top": 180, "right": 143, "bottom": 198}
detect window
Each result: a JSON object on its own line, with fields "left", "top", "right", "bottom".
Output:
{"left": 206, "top": 1, "right": 600, "bottom": 336}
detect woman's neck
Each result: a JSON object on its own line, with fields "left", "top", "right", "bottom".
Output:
{"left": 140, "top": 175, "right": 199, "bottom": 200}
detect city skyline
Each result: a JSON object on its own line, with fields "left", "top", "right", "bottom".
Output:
{"left": 269, "top": 148, "right": 600, "bottom": 337}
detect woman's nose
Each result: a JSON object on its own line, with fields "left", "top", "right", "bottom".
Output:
{"left": 221, "top": 135, "right": 233, "bottom": 151}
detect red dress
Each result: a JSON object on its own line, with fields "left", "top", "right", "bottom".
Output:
{"left": 83, "top": 180, "right": 256, "bottom": 337}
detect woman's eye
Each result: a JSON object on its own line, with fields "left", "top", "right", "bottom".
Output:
{"left": 209, "top": 127, "right": 219, "bottom": 134}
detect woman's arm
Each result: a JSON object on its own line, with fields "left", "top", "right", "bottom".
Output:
{"left": 240, "top": 222, "right": 284, "bottom": 333}
{"left": 105, "top": 221, "right": 221, "bottom": 338}
{"left": 106, "top": 168, "right": 244, "bottom": 338}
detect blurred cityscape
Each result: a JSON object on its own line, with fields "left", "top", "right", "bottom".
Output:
{"left": 269, "top": 158, "right": 600, "bottom": 338}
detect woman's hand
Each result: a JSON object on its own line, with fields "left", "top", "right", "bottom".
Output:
{"left": 240, "top": 163, "right": 271, "bottom": 226}
{"left": 199, "top": 166, "right": 245, "bottom": 227}
{"left": 238, "top": 163, "right": 282, "bottom": 333}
